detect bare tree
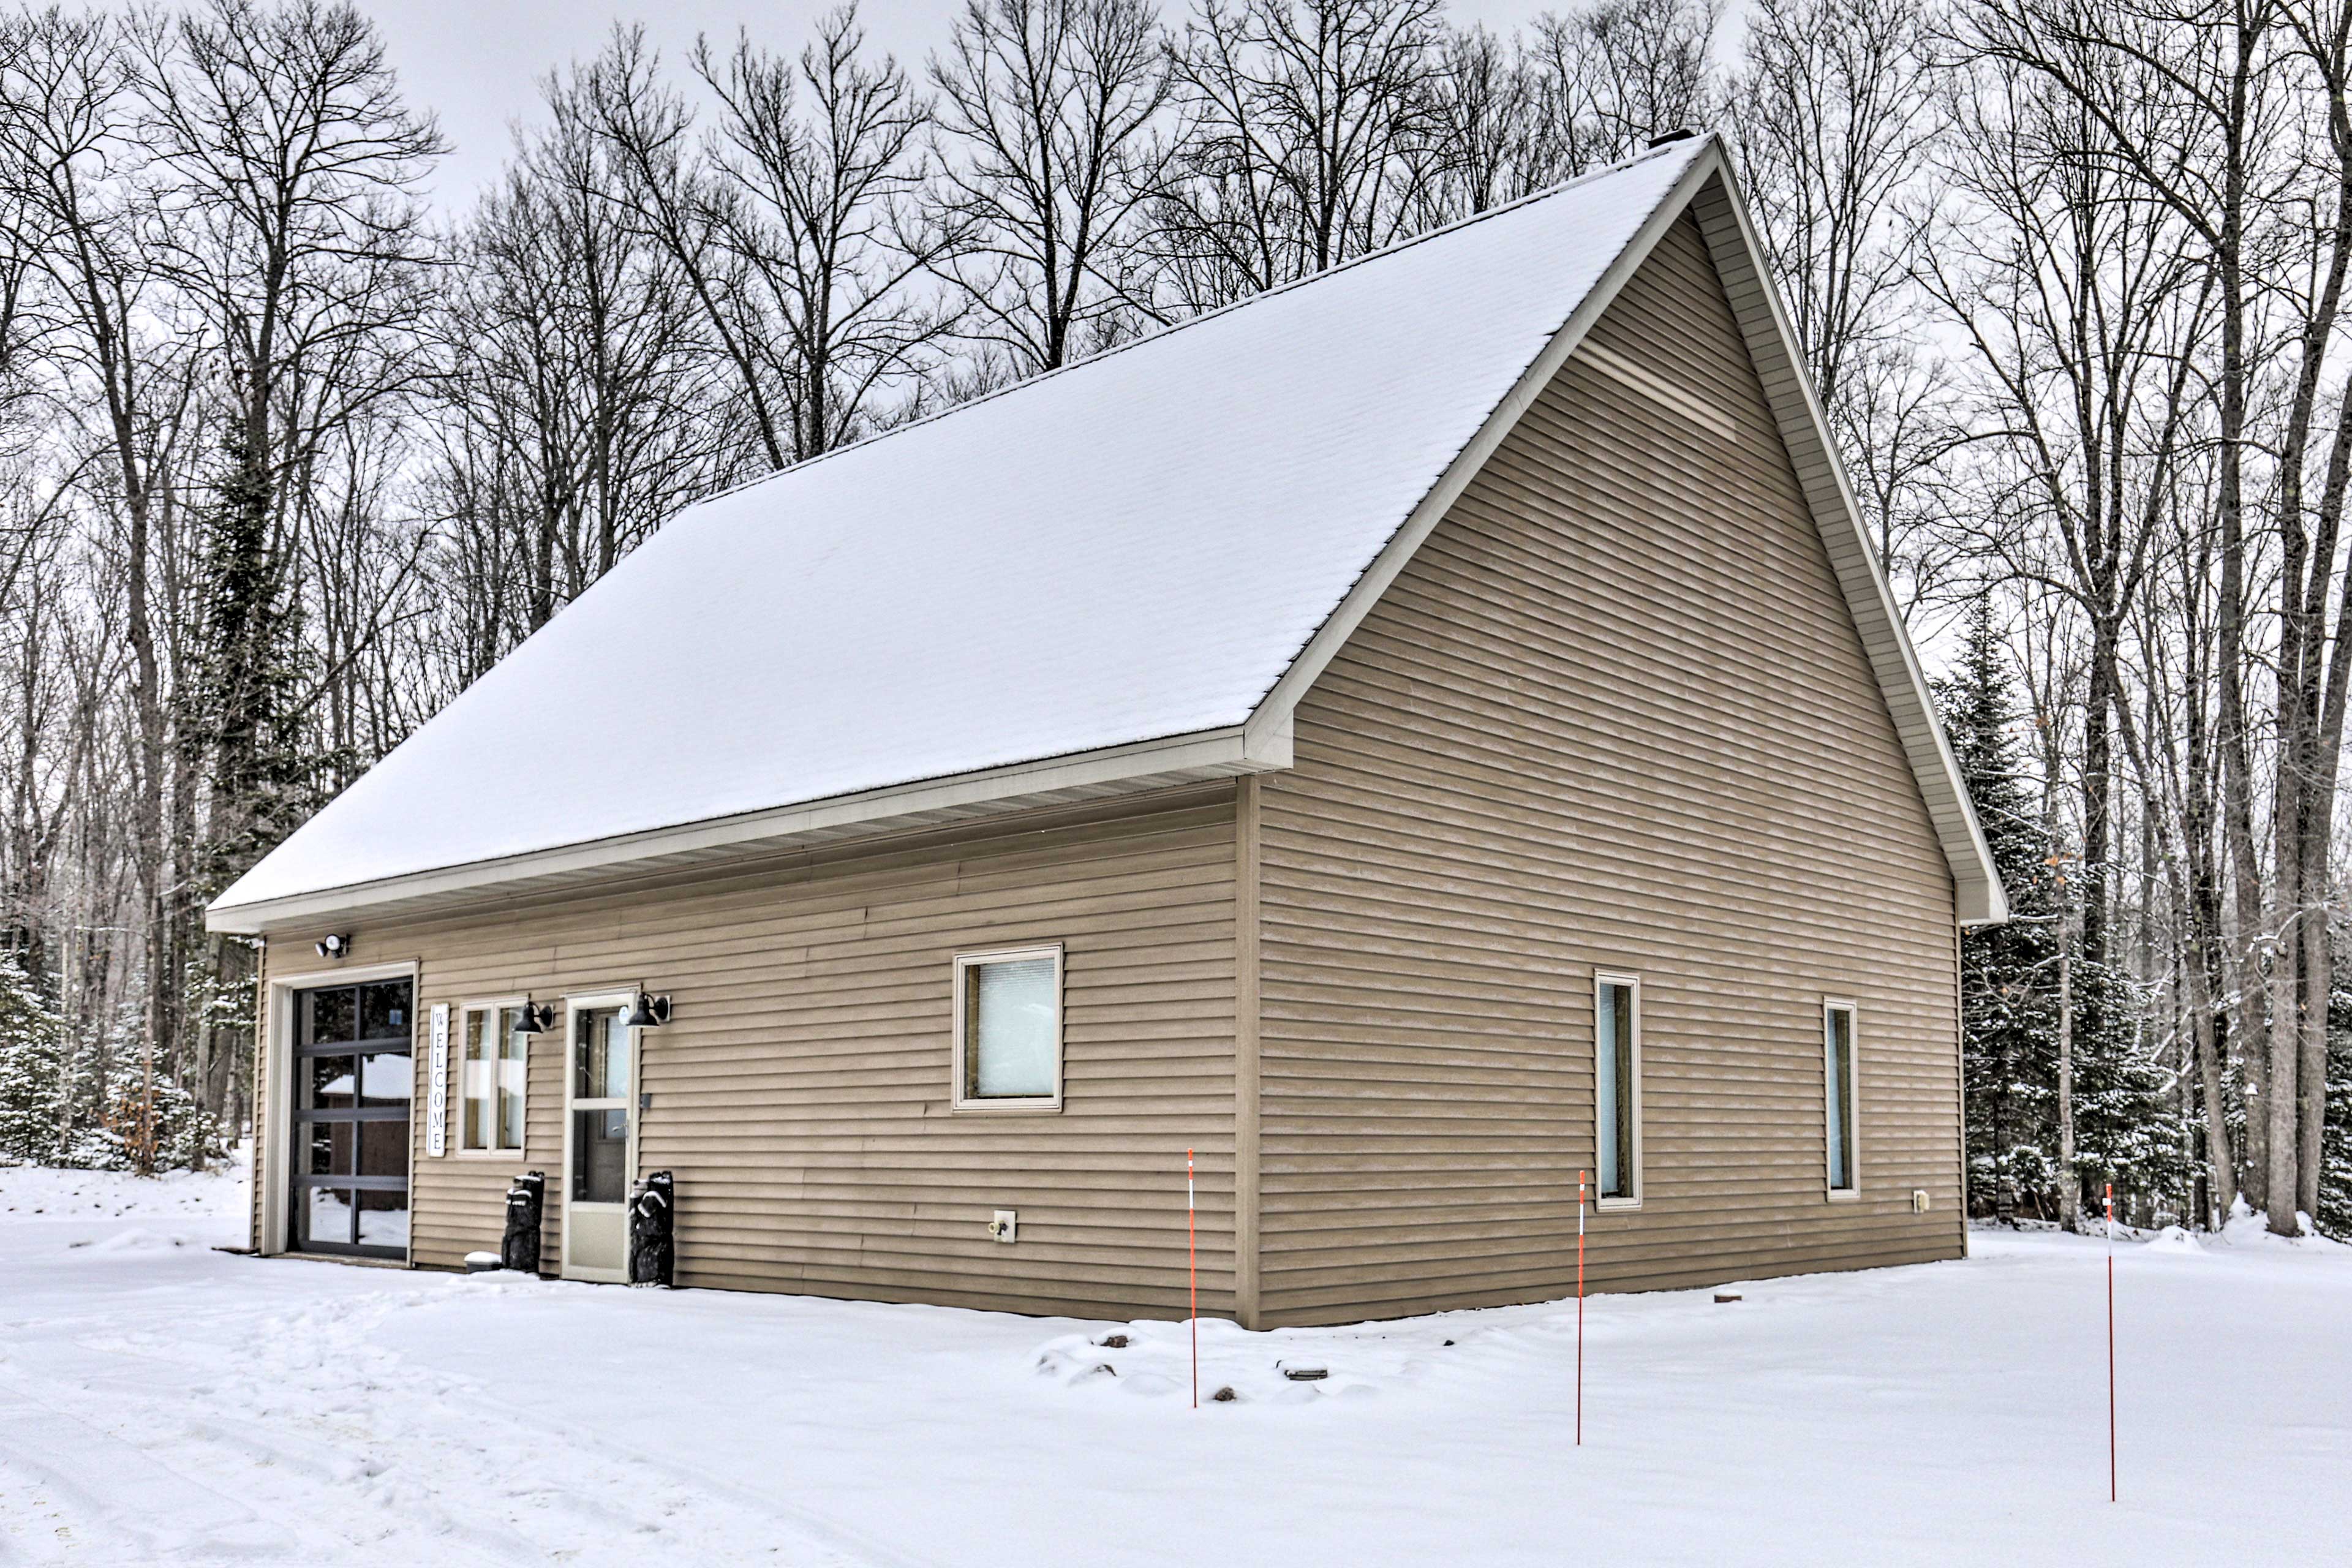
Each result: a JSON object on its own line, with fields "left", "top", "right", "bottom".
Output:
{"left": 429, "top": 61, "right": 744, "bottom": 652}
{"left": 592, "top": 9, "right": 953, "bottom": 470}
{"left": 1150, "top": 0, "right": 1446, "bottom": 310}
{"left": 1965, "top": 0, "right": 2352, "bottom": 1229}
{"left": 137, "top": 0, "right": 443, "bottom": 870}
{"left": 2119, "top": 462, "right": 2241, "bottom": 1222}
{"left": 130, "top": 0, "right": 443, "bottom": 1137}
{"left": 1420, "top": 24, "right": 1548, "bottom": 221}
{"left": 1523, "top": 0, "right": 1720, "bottom": 179}
{"left": 1920, "top": 56, "right": 2217, "bottom": 1219}
{"left": 2, "top": 7, "right": 213, "bottom": 1164}
{"left": 1736, "top": 0, "right": 1953, "bottom": 604}
{"left": 693, "top": 7, "right": 956, "bottom": 455}
{"left": 929, "top": 0, "right": 1176, "bottom": 372}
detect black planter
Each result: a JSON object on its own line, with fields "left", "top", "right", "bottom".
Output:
{"left": 628, "top": 1170, "right": 674, "bottom": 1287}
{"left": 501, "top": 1170, "right": 546, "bottom": 1273}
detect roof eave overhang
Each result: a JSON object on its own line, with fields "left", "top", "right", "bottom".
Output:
{"left": 204, "top": 714, "right": 1293, "bottom": 937}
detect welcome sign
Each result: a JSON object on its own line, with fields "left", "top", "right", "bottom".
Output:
{"left": 426, "top": 1003, "right": 450, "bottom": 1157}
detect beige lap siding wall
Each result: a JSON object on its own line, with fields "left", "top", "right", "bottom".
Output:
{"left": 1251, "top": 213, "right": 1964, "bottom": 1327}
{"left": 258, "top": 786, "right": 1240, "bottom": 1319}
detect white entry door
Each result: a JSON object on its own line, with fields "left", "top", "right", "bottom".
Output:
{"left": 561, "top": 995, "right": 636, "bottom": 1282}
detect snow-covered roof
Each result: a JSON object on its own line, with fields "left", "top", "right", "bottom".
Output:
{"left": 209, "top": 134, "right": 2003, "bottom": 932}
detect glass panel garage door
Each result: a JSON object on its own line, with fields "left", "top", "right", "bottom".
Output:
{"left": 290, "top": 979, "right": 413, "bottom": 1258}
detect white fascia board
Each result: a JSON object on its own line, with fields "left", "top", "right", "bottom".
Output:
{"left": 205, "top": 716, "right": 1291, "bottom": 935}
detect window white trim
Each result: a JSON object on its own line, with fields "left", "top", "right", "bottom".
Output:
{"left": 1823, "top": 998, "right": 1861, "bottom": 1200}
{"left": 1593, "top": 971, "right": 1644, "bottom": 1210}
{"left": 950, "top": 944, "right": 1066, "bottom": 1113}
{"left": 259, "top": 958, "right": 419, "bottom": 1264}
{"left": 454, "top": 996, "right": 530, "bottom": 1159}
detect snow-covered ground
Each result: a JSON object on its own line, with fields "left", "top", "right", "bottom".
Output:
{"left": 1, "top": 1161, "right": 2343, "bottom": 1567}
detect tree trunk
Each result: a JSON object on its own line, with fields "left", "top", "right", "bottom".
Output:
{"left": 2082, "top": 633, "right": 2116, "bottom": 970}
{"left": 2296, "top": 845, "right": 2330, "bottom": 1224}
{"left": 2058, "top": 933, "right": 2078, "bottom": 1231}
{"left": 2214, "top": 130, "right": 2270, "bottom": 1216}
{"left": 2185, "top": 933, "right": 2235, "bottom": 1228}
{"left": 2264, "top": 845, "right": 2304, "bottom": 1232}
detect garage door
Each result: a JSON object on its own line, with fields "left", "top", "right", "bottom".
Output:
{"left": 289, "top": 979, "right": 412, "bottom": 1257}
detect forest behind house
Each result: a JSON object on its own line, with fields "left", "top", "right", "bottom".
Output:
{"left": 2, "top": 0, "right": 2349, "bottom": 1237}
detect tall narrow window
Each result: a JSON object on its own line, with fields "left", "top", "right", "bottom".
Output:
{"left": 461, "top": 1003, "right": 528, "bottom": 1153}
{"left": 1825, "top": 1003, "right": 1858, "bottom": 1194}
{"left": 1595, "top": 974, "right": 1641, "bottom": 1205}
{"left": 952, "top": 946, "right": 1064, "bottom": 1110}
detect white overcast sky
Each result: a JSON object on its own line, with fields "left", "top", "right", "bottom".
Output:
{"left": 362, "top": 0, "right": 1629, "bottom": 213}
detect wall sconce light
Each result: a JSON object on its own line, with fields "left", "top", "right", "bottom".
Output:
{"left": 314, "top": 933, "right": 352, "bottom": 959}
{"left": 511, "top": 1000, "right": 557, "bottom": 1036}
{"left": 627, "top": 991, "right": 672, "bottom": 1028}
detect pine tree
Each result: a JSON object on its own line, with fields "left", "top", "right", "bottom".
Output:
{"left": 1942, "top": 600, "right": 2063, "bottom": 1216}
{"left": 2066, "top": 959, "right": 2188, "bottom": 1214}
{"left": 1940, "top": 600, "right": 2185, "bottom": 1220}
{"left": 0, "top": 953, "right": 72, "bottom": 1164}
{"left": 190, "top": 428, "right": 321, "bottom": 890}
{"left": 175, "top": 429, "right": 328, "bottom": 1168}
{"left": 2323, "top": 987, "right": 2351, "bottom": 1239}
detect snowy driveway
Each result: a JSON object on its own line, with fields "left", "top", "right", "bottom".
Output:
{"left": 1, "top": 1164, "right": 2344, "bottom": 1567}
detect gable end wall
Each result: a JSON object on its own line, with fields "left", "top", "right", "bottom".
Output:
{"left": 1253, "top": 213, "right": 1965, "bottom": 1326}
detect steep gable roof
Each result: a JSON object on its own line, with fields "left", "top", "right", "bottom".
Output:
{"left": 210, "top": 134, "right": 2003, "bottom": 933}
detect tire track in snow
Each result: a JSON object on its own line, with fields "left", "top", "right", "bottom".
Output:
{"left": 5, "top": 1280, "right": 913, "bottom": 1567}
{"left": 0, "top": 1371, "right": 336, "bottom": 1563}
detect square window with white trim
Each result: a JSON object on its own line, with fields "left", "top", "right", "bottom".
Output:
{"left": 459, "top": 1003, "right": 528, "bottom": 1153}
{"left": 952, "top": 946, "right": 1064, "bottom": 1110}
{"left": 1594, "top": 973, "right": 1642, "bottom": 1206}
{"left": 1824, "top": 1001, "right": 1860, "bottom": 1196}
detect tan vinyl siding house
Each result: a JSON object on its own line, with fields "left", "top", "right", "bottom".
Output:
{"left": 256, "top": 791, "right": 1242, "bottom": 1317}
{"left": 215, "top": 135, "right": 2002, "bottom": 1330}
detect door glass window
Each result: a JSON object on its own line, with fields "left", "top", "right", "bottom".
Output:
{"left": 357, "top": 1193, "right": 410, "bottom": 1249}
{"left": 569, "top": 1007, "right": 630, "bottom": 1208}
{"left": 303, "top": 987, "right": 353, "bottom": 1047}
{"left": 303, "top": 1122, "right": 343, "bottom": 1177}
{"left": 576, "top": 1008, "right": 630, "bottom": 1101}
{"left": 304, "top": 1055, "right": 356, "bottom": 1112}
{"left": 573, "top": 1109, "right": 629, "bottom": 1204}
{"left": 358, "top": 981, "right": 409, "bottom": 1042}
{"left": 304, "top": 1185, "right": 355, "bottom": 1248}
{"left": 358, "top": 1119, "right": 408, "bottom": 1178}
{"left": 358, "top": 1052, "right": 412, "bottom": 1107}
